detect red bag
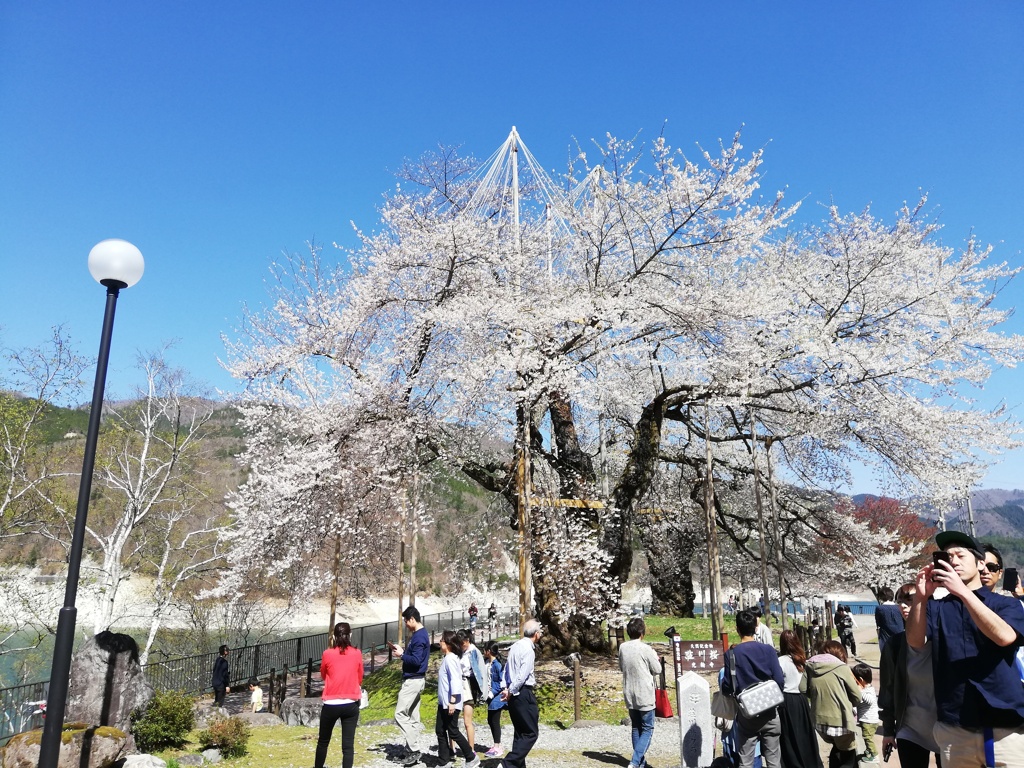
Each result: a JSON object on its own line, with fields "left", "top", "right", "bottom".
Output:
{"left": 654, "top": 687, "right": 673, "bottom": 718}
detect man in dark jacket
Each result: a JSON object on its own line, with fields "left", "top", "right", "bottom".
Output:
{"left": 722, "top": 610, "right": 785, "bottom": 768}
{"left": 906, "top": 530, "right": 1024, "bottom": 767}
{"left": 875, "top": 586, "right": 904, "bottom": 655}
{"left": 211, "top": 645, "right": 230, "bottom": 707}
{"left": 394, "top": 605, "right": 430, "bottom": 766}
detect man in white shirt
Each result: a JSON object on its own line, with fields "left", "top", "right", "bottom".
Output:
{"left": 754, "top": 608, "right": 773, "bottom": 646}
{"left": 501, "top": 619, "right": 542, "bottom": 768}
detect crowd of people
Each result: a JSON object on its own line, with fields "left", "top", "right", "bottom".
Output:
{"left": 219, "top": 526, "right": 1024, "bottom": 768}
{"left": 720, "top": 529, "right": 1024, "bottom": 768}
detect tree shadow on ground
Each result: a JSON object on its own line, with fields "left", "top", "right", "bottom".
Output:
{"left": 581, "top": 750, "right": 629, "bottom": 766}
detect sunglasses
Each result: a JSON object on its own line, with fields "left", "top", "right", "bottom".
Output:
{"left": 982, "top": 562, "right": 1003, "bottom": 574}
{"left": 896, "top": 594, "right": 914, "bottom": 605}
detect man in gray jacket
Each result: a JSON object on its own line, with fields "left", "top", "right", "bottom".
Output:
{"left": 618, "top": 617, "right": 662, "bottom": 768}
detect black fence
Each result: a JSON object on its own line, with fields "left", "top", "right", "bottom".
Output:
{"left": 0, "top": 679, "right": 48, "bottom": 746}
{"left": 0, "top": 605, "right": 517, "bottom": 745}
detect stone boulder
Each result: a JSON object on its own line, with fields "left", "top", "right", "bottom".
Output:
{"left": 200, "top": 749, "right": 222, "bottom": 764}
{"left": 118, "top": 756, "right": 167, "bottom": 768}
{"left": 234, "top": 711, "right": 283, "bottom": 726}
{"left": 192, "top": 703, "right": 229, "bottom": 730}
{"left": 1, "top": 723, "right": 128, "bottom": 768}
{"left": 280, "top": 697, "right": 322, "bottom": 726}
{"left": 66, "top": 632, "right": 154, "bottom": 733}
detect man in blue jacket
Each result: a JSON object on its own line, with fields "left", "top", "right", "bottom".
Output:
{"left": 394, "top": 606, "right": 430, "bottom": 766}
{"left": 722, "top": 610, "right": 784, "bottom": 768}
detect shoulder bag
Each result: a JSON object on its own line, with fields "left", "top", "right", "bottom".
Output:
{"left": 729, "top": 648, "right": 784, "bottom": 718}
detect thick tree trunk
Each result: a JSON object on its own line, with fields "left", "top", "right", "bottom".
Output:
{"left": 639, "top": 513, "right": 699, "bottom": 617}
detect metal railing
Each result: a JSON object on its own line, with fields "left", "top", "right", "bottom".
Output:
{"left": 0, "top": 605, "right": 517, "bottom": 744}
{"left": 0, "top": 679, "right": 49, "bottom": 746}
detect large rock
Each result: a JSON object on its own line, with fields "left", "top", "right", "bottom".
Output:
{"left": 234, "top": 711, "right": 283, "bottom": 726}
{"left": 1, "top": 723, "right": 128, "bottom": 768}
{"left": 279, "top": 697, "right": 322, "bottom": 726}
{"left": 66, "top": 632, "right": 154, "bottom": 732}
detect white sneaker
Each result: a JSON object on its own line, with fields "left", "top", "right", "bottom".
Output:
{"left": 465, "top": 757, "right": 481, "bottom": 768}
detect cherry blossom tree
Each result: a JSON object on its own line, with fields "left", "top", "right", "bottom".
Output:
{"left": 226, "top": 129, "right": 1023, "bottom": 650}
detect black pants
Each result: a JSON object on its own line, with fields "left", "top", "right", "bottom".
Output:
{"left": 213, "top": 687, "right": 226, "bottom": 707}
{"left": 315, "top": 701, "right": 359, "bottom": 768}
{"left": 435, "top": 705, "right": 474, "bottom": 763}
{"left": 505, "top": 687, "right": 539, "bottom": 768}
{"left": 897, "top": 738, "right": 941, "bottom": 768}
{"left": 488, "top": 707, "right": 503, "bottom": 743}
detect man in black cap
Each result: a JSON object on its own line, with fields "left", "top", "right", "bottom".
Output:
{"left": 906, "top": 530, "right": 1024, "bottom": 767}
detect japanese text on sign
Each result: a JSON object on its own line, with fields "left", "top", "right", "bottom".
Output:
{"left": 675, "top": 640, "right": 724, "bottom": 672}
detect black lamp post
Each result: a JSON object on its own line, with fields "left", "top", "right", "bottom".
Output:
{"left": 37, "top": 239, "right": 144, "bottom": 768}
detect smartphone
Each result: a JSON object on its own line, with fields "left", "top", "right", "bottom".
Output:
{"left": 932, "top": 551, "right": 951, "bottom": 567}
{"left": 1004, "top": 567, "right": 1019, "bottom": 593}
{"left": 883, "top": 741, "right": 894, "bottom": 762}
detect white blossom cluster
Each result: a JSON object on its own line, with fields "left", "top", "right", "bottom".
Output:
{"left": 223, "top": 129, "right": 1023, "bottom": 624}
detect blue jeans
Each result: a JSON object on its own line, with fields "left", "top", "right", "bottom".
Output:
{"left": 628, "top": 708, "right": 655, "bottom": 767}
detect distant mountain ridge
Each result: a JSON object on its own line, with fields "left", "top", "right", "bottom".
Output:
{"left": 853, "top": 489, "right": 1024, "bottom": 539}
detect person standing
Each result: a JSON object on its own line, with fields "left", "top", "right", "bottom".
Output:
{"left": 211, "top": 645, "right": 230, "bottom": 707}
{"left": 874, "top": 586, "right": 904, "bottom": 656}
{"left": 468, "top": 603, "right": 479, "bottom": 630}
{"left": 878, "top": 582, "right": 940, "bottom": 768}
{"left": 315, "top": 623, "right": 363, "bottom": 768}
{"left": 721, "top": 610, "right": 785, "bottom": 768}
{"left": 394, "top": 606, "right": 430, "bottom": 766}
{"left": 776, "top": 630, "right": 822, "bottom": 768}
{"left": 501, "top": 619, "right": 542, "bottom": 768}
{"left": 618, "top": 617, "right": 661, "bottom": 768}
{"left": 456, "top": 629, "right": 485, "bottom": 757}
{"left": 806, "top": 640, "right": 861, "bottom": 768}
{"left": 852, "top": 663, "right": 880, "bottom": 764}
{"left": 435, "top": 630, "right": 480, "bottom": 768}
{"left": 483, "top": 643, "right": 506, "bottom": 757}
{"left": 906, "top": 530, "right": 1024, "bottom": 766}
{"left": 753, "top": 608, "right": 774, "bottom": 646}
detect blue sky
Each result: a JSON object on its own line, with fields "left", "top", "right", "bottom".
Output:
{"left": 1, "top": 2, "right": 1022, "bottom": 490}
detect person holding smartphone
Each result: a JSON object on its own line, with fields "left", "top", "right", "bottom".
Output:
{"left": 393, "top": 606, "right": 430, "bottom": 766}
{"left": 906, "top": 530, "right": 1024, "bottom": 767}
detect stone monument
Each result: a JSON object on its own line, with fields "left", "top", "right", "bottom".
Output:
{"left": 676, "top": 671, "right": 713, "bottom": 768}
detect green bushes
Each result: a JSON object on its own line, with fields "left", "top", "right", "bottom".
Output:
{"left": 197, "top": 715, "right": 250, "bottom": 758}
{"left": 132, "top": 690, "right": 196, "bottom": 752}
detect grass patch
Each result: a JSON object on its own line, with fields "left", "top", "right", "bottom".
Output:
{"left": 624, "top": 615, "right": 742, "bottom": 646}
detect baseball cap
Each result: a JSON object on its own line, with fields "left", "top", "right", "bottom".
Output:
{"left": 936, "top": 530, "right": 982, "bottom": 554}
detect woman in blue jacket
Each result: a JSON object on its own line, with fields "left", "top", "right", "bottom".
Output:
{"left": 483, "top": 642, "right": 507, "bottom": 757}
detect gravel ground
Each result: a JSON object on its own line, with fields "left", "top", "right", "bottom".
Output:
{"left": 352, "top": 719, "right": 694, "bottom": 768}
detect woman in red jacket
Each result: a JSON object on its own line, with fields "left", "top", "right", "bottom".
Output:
{"left": 316, "top": 622, "right": 364, "bottom": 768}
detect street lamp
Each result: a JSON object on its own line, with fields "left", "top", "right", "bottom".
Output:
{"left": 38, "top": 239, "right": 144, "bottom": 768}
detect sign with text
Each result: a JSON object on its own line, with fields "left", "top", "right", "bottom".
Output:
{"left": 674, "top": 640, "right": 724, "bottom": 672}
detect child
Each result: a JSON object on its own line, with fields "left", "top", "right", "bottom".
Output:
{"left": 248, "top": 677, "right": 264, "bottom": 713}
{"left": 852, "top": 663, "right": 880, "bottom": 763}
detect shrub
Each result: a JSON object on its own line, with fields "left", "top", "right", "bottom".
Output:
{"left": 132, "top": 689, "right": 195, "bottom": 753}
{"left": 197, "top": 715, "right": 250, "bottom": 758}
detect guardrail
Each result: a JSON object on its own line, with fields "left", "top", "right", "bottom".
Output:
{"left": 0, "top": 605, "right": 517, "bottom": 745}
